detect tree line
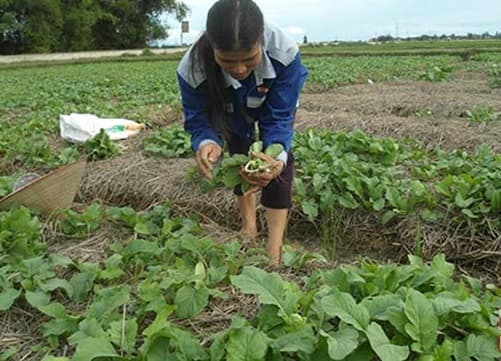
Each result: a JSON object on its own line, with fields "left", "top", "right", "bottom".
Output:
{"left": 0, "top": 0, "right": 188, "bottom": 55}
{"left": 371, "top": 32, "right": 501, "bottom": 42}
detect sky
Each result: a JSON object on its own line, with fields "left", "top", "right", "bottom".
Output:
{"left": 158, "top": 0, "right": 501, "bottom": 45}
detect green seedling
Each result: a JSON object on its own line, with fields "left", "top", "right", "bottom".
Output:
{"left": 201, "top": 141, "right": 284, "bottom": 192}
{"left": 243, "top": 141, "right": 284, "bottom": 174}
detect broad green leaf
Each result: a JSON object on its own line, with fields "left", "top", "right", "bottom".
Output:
{"left": 48, "top": 254, "right": 74, "bottom": 267}
{"left": 144, "top": 337, "right": 174, "bottom": 361}
{"left": 108, "top": 319, "right": 138, "bottom": 354}
{"left": 301, "top": 200, "right": 319, "bottom": 221}
{"left": 404, "top": 289, "right": 438, "bottom": 353}
{"left": 433, "top": 339, "right": 454, "bottom": 361}
{"left": 0, "top": 347, "right": 18, "bottom": 361}
{"left": 366, "top": 322, "right": 409, "bottom": 361}
{"left": 25, "top": 291, "right": 67, "bottom": 318}
{"left": 42, "top": 317, "right": 79, "bottom": 337}
{"left": 226, "top": 326, "right": 268, "bottom": 361}
{"left": 420, "top": 208, "right": 441, "bottom": 222}
{"left": 464, "top": 276, "right": 482, "bottom": 296}
{"left": 72, "top": 337, "right": 118, "bottom": 361}
{"left": 142, "top": 319, "right": 207, "bottom": 360}
{"left": 39, "top": 278, "right": 73, "bottom": 298}
{"left": 337, "top": 193, "right": 360, "bottom": 209}
{"left": 174, "top": 285, "right": 209, "bottom": 319}
{"left": 86, "top": 285, "right": 130, "bottom": 321}
{"left": 231, "top": 267, "right": 300, "bottom": 315}
{"left": 455, "top": 192, "right": 474, "bottom": 209}
{"left": 461, "top": 208, "right": 479, "bottom": 219}
{"left": 320, "top": 269, "right": 348, "bottom": 290}
{"left": 432, "top": 294, "right": 480, "bottom": 316}
{"left": 272, "top": 327, "right": 317, "bottom": 354}
{"left": 361, "top": 294, "right": 403, "bottom": 320}
{"left": 222, "top": 170, "right": 243, "bottom": 188}
{"left": 454, "top": 340, "right": 469, "bottom": 361}
{"left": 210, "top": 332, "right": 228, "bottom": 361}
{"left": 372, "top": 198, "right": 386, "bottom": 211}
{"left": 41, "top": 357, "right": 70, "bottom": 361}
{"left": 69, "top": 271, "right": 96, "bottom": 302}
{"left": 417, "top": 355, "right": 433, "bottom": 361}
{"left": 0, "top": 288, "right": 21, "bottom": 311}
{"left": 133, "top": 220, "right": 159, "bottom": 237}
{"left": 491, "top": 189, "right": 501, "bottom": 212}
{"left": 321, "top": 291, "right": 370, "bottom": 331}
{"left": 386, "top": 306, "right": 408, "bottom": 334}
{"left": 123, "top": 238, "right": 160, "bottom": 255}
{"left": 320, "top": 327, "right": 360, "bottom": 360}
{"left": 381, "top": 210, "right": 397, "bottom": 225}
{"left": 99, "top": 254, "right": 125, "bottom": 281}
{"left": 344, "top": 342, "right": 375, "bottom": 361}
{"left": 430, "top": 254, "right": 455, "bottom": 282}
{"left": 68, "top": 318, "right": 108, "bottom": 345}
{"left": 385, "top": 187, "right": 402, "bottom": 209}
{"left": 168, "top": 325, "right": 208, "bottom": 360}
{"left": 465, "top": 334, "right": 501, "bottom": 361}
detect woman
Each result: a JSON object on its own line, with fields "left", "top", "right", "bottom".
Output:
{"left": 177, "top": 0, "right": 308, "bottom": 263}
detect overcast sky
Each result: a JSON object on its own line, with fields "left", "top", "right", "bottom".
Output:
{"left": 158, "top": 0, "right": 501, "bottom": 45}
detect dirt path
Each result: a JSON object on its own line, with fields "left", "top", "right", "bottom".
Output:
{"left": 296, "top": 71, "right": 501, "bottom": 153}
{"left": 0, "top": 48, "right": 186, "bottom": 63}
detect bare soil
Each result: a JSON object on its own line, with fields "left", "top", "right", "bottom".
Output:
{"left": 296, "top": 71, "right": 501, "bottom": 153}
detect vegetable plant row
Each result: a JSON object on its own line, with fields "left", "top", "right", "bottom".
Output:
{"left": 1, "top": 204, "right": 500, "bottom": 361}
{"left": 2, "top": 126, "right": 499, "bottom": 239}
{"left": 2, "top": 53, "right": 500, "bottom": 170}
{"left": 292, "top": 129, "right": 501, "bottom": 234}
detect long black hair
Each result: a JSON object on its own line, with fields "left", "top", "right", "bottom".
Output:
{"left": 190, "top": 0, "right": 264, "bottom": 134}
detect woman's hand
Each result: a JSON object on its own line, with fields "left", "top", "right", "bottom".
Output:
{"left": 240, "top": 151, "right": 285, "bottom": 188}
{"left": 196, "top": 142, "right": 222, "bottom": 179}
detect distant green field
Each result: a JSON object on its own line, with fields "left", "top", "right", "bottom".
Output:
{"left": 2, "top": 51, "right": 500, "bottom": 171}
{"left": 301, "top": 39, "right": 501, "bottom": 57}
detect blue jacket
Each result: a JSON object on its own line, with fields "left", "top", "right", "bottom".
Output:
{"left": 177, "top": 23, "right": 308, "bottom": 162}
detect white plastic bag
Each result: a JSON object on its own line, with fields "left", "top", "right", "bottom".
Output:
{"left": 59, "top": 113, "right": 144, "bottom": 144}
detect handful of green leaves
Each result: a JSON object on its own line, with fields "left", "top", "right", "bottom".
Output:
{"left": 201, "top": 141, "right": 284, "bottom": 192}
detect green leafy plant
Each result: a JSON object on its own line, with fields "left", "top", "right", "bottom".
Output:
{"left": 419, "top": 65, "right": 453, "bottom": 82}
{"left": 0, "top": 176, "right": 16, "bottom": 197}
{"left": 229, "top": 255, "right": 501, "bottom": 361}
{"left": 143, "top": 125, "right": 192, "bottom": 158}
{"left": 465, "top": 106, "right": 501, "bottom": 123}
{"left": 1, "top": 203, "right": 500, "bottom": 361}
{"left": 0, "top": 207, "right": 45, "bottom": 265}
{"left": 293, "top": 129, "right": 501, "bottom": 247}
{"left": 282, "top": 244, "right": 328, "bottom": 269}
{"left": 83, "top": 129, "right": 120, "bottom": 161}
{"left": 489, "top": 76, "right": 501, "bottom": 88}
{"left": 200, "top": 141, "right": 284, "bottom": 193}
{"left": 57, "top": 203, "right": 104, "bottom": 237}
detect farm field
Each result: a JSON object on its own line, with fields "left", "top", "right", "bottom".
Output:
{"left": 1, "top": 45, "right": 501, "bottom": 360}
{"left": 300, "top": 39, "right": 501, "bottom": 57}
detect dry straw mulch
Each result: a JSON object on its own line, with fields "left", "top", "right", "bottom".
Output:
{"left": 77, "top": 153, "right": 501, "bottom": 281}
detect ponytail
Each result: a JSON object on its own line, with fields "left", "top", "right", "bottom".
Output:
{"left": 190, "top": 34, "right": 229, "bottom": 134}
{"left": 189, "top": 0, "right": 264, "bottom": 135}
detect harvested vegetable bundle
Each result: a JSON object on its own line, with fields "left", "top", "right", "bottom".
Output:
{"left": 201, "top": 141, "right": 284, "bottom": 192}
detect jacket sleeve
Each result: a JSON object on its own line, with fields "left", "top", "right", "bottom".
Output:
{"left": 259, "top": 53, "right": 307, "bottom": 153}
{"left": 177, "top": 73, "right": 222, "bottom": 151}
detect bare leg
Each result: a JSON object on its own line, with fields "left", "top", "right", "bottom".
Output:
{"left": 264, "top": 208, "right": 288, "bottom": 264}
{"left": 237, "top": 193, "right": 258, "bottom": 238}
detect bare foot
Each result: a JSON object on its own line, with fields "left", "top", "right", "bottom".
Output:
{"left": 239, "top": 227, "right": 258, "bottom": 240}
{"left": 267, "top": 245, "right": 282, "bottom": 265}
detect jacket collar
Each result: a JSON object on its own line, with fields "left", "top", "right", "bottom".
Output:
{"left": 222, "top": 48, "right": 277, "bottom": 89}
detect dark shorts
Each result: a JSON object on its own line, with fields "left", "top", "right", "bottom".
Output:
{"left": 227, "top": 133, "right": 294, "bottom": 209}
